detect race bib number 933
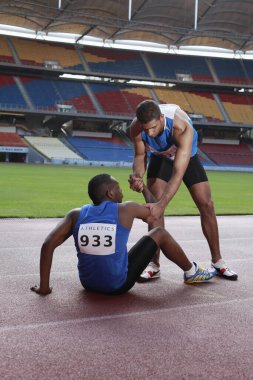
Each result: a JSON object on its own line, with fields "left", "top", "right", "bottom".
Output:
{"left": 78, "top": 223, "right": 116, "bottom": 255}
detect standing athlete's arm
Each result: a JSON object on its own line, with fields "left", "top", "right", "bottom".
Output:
{"left": 142, "top": 183, "right": 157, "bottom": 203}
{"left": 130, "top": 118, "right": 147, "bottom": 178}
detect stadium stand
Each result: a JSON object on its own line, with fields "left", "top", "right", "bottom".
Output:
{"left": 211, "top": 58, "right": 247, "bottom": 84}
{"left": 89, "top": 83, "right": 153, "bottom": 115}
{"left": 82, "top": 46, "right": 149, "bottom": 77}
{"left": 11, "top": 37, "right": 83, "bottom": 71}
{"left": 183, "top": 91, "right": 224, "bottom": 122}
{"left": 19, "top": 76, "right": 59, "bottom": 110}
{"left": 199, "top": 143, "right": 253, "bottom": 166}
{"left": 0, "top": 132, "right": 28, "bottom": 162}
{"left": 154, "top": 88, "right": 192, "bottom": 113}
{"left": 120, "top": 87, "right": 154, "bottom": 111}
{"left": 0, "top": 37, "right": 252, "bottom": 169}
{"left": 197, "top": 148, "right": 217, "bottom": 167}
{"left": 19, "top": 76, "right": 97, "bottom": 113}
{"left": 146, "top": 53, "right": 214, "bottom": 82}
{"left": 0, "top": 74, "right": 27, "bottom": 109}
{"left": 0, "top": 36, "right": 14, "bottom": 63}
{"left": 52, "top": 80, "right": 97, "bottom": 113}
{"left": 66, "top": 136, "right": 134, "bottom": 162}
{"left": 243, "top": 60, "right": 253, "bottom": 84}
{"left": 0, "top": 132, "right": 26, "bottom": 147}
{"left": 218, "top": 93, "right": 253, "bottom": 124}
{"left": 24, "top": 136, "right": 83, "bottom": 163}
{"left": 155, "top": 88, "right": 224, "bottom": 121}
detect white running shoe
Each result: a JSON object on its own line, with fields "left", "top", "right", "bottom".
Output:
{"left": 138, "top": 263, "right": 160, "bottom": 283}
{"left": 211, "top": 259, "right": 238, "bottom": 281}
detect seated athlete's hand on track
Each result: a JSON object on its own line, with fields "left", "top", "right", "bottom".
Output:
{"left": 30, "top": 285, "right": 52, "bottom": 296}
{"left": 128, "top": 175, "right": 143, "bottom": 192}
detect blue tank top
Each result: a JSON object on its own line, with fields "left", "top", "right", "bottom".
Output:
{"left": 73, "top": 201, "right": 130, "bottom": 293}
{"left": 141, "top": 105, "right": 198, "bottom": 161}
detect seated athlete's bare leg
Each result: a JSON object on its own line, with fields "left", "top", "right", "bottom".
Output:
{"left": 148, "top": 227, "right": 192, "bottom": 271}
{"left": 147, "top": 177, "right": 167, "bottom": 267}
{"left": 188, "top": 181, "right": 222, "bottom": 263}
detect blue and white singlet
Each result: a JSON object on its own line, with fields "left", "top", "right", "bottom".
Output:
{"left": 73, "top": 201, "right": 130, "bottom": 293}
{"left": 141, "top": 104, "right": 198, "bottom": 161}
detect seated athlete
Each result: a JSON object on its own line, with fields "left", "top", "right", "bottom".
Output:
{"left": 31, "top": 174, "right": 216, "bottom": 296}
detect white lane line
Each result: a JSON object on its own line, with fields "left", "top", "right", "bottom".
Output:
{"left": 0, "top": 245, "right": 74, "bottom": 250}
{"left": 1, "top": 297, "right": 252, "bottom": 333}
{"left": 1, "top": 236, "right": 253, "bottom": 251}
{"left": 161, "top": 257, "right": 253, "bottom": 267}
{"left": 0, "top": 258, "right": 252, "bottom": 279}
{"left": 0, "top": 270, "right": 76, "bottom": 278}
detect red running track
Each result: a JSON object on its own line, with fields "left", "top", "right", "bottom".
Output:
{"left": 0, "top": 216, "right": 252, "bottom": 379}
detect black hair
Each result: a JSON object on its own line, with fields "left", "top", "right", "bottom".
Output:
{"left": 136, "top": 100, "right": 161, "bottom": 124}
{"left": 88, "top": 174, "right": 115, "bottom": 205}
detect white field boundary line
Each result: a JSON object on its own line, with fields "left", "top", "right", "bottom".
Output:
{"left": 0, "top": 297, "right": 252, "bottom": 334}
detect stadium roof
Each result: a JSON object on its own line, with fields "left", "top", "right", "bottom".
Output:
{"left": 0, "top": 0, "right": 253, "bottom": 52}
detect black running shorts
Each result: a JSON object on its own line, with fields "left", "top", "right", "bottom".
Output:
{"left": 147, "top": 153, "right": 208, "bottom": 189}
{"left": 111, "top": 235, "right": 158, "bottom": 295}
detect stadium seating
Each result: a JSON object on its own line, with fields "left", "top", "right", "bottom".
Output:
{"left": 20, "top": 77, "right": 58, "bottom": 109}
{"left": 24, "top": 136, "right": 82, "bottom": 161}
{"left": 218, "top": 93, "right": 253, "bottom": 124}
{"left": 67, "top": 136, "right": 134, "bottom": 162}
{"left": 82, "top": 46, "right": 149, "bottom": 77}
{"left": 52, "top": 80, "right": 97, "bottom": 113}
{"left": 0, "top": 74, "right": 27, "bottom": 108}
{"left": 0, "top": 36, "right": 14, "bottom": 63}
{"left": 11, "top": 37, "right": 83, "bottom": 70}
{"left": 146, "top": 53, "right": 214, "bottom": 82}
{"left": 211, "top": 58, "right": 247, "bottom": 84}
{"left": 0, "top": 132, "right": 26, "bottom": 147}
{"left": 155, "top": 88, "right": 224, "bottom": 121}
{"left": 199, "top": 143, "right": 253, "bottom": 166}
{"left": 0, "top": 38, "right": 252, "bottom": 168}
{"left": 242, "top": 60, "right": 253, "bottom": 84}
{"left": 19, "top": 76, "right": 97, "bottom": 113}
{"left": 184, "top": 91, "right": 224, "bottom": 122}
{"left": 89, "top": 83, "right": 153, "bottom": 115}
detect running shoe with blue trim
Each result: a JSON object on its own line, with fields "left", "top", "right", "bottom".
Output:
{"left": 184, "top": 262, "right": 216, "bottom": 284}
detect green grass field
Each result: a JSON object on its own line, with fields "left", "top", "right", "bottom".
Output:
{"left": 0, "top": 163, "right": 252, "bottom": 217}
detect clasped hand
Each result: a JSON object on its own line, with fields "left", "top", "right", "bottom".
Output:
{"left": 145, "top": 202, "right": 164, "bottom": 223}
{"left": 128, "top": 174, "right": 144, "bottom": 192}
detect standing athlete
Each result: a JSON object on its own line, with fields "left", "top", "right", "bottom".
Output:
{"left": 129, "top": 100, "right": 237, "bottom": 282}
{"left": 31, "top": 174, "right": 216, "bottom": 296}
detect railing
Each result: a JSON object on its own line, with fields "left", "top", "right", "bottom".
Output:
{"left": 49, "top": 157, "right": 132, "bottom": 167}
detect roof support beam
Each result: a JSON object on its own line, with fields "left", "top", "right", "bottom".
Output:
{"left": 194, "top": 0, "right": 199, "bottom": 30}
{"left": 128, "top": 0, "right": 132, "bottom": 21}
